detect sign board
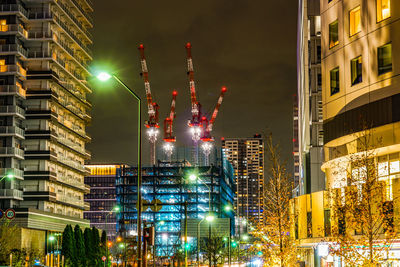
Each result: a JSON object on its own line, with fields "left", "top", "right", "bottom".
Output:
{"left": 0, "top": 209, "right": 3, "bottom": 219}
{"left": 102, "top": 256, "right": 106, "bottom": 262}
{"left": 5, "top": 209, "right": 15, "bottom": 220}
{"left": 150, "top": 199, "right": 162, "bottom": 212}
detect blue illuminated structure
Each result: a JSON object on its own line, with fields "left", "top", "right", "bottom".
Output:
{"left": 115, "top": 150, "right": 235, "bottom": 259}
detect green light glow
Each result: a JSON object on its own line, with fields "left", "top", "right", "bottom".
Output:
{"left": 6, "top": 173, "right": 13, "bottom": 179}
{"left": 189, "top": 174, "right": 197, "bottom": 181}
{"left": 97, "top": 72, "right": 112, "bottom": 81}
{"left": 206, "top": 215, "right": 215, "bottom": 222}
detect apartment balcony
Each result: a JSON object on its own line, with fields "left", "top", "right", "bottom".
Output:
{"left": 57, "top": 174, "right": 89, "bottom": 193}
{"left": 58, "top": 156, "right": 88, "bottom": 174}
{"left": 57, "top": 194, "right": 85, "bottom": 209}
{"left": 0, "top": 24, "right": 28, "bottom": 38}
{"left": 25, "top": 109, "right": 58, "bottom": 120}
{"left": 24, "top": 150, "right": 57, "bottom": 161}
{"left": 0, "top": 189, "right": 23, "bottom": 200}
{"left": 0, "top": 64, "right": 27, "bottom": 78}
{"left": 23, "top": 191, "right": 56, "bottom": 202}
{"left": 0, "top": 44, "right": 28, "bottom": 58}
{"left": 27, "top": 31, "right": 52, "bottom": 40}
{"left": 53, "top": 1, "right": 92, "bottom": 42}
{"left": 0, "top": 126, "right": 25, "bottom": 139}
{"left": 53, "top": 14, "right": 92, "bottom": 58}
{"left": 52, "top": 33, "right": 89, "bottom": 72}
{"left": 69, "top": 0, "right": 93, "bottom": 27}
{"left": 27, "top": 51, "right": 51, "bottom": 59}
{"left": 26, "top": 89, "right": 58, "bottom": 100}
{"left": 0, "top": 4, "right": 28, "bottom": 20}
{"left": 57, "top": 136, "right": 89, "bottom": 159}
{"left": 0, "top": 147, "right": 24, "bottom": 159}
{"left": 28, "top": 12, "right": 53, "bottom": 20}
{"left": 0, "top": 106, "right": 25, "bottom": 118}
{"left": 0, "top": 85, "right": 26, "bottom": 98}
{"left": 0, "top": 168, "right": 24, "bottom": 180}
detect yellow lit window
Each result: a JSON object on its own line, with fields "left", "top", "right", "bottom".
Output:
{"left": 329, "top": 20, "right": 339, "bottom": 49}
{"left": 0, "top": 59, "right": 6, "bottom": 72}
{"left": 349, "top": 6, "right": 361, "bottom": 36}
{"left": 0, "top": 20, "right": 7, "bottom": 32}
{"left": 377, "top": 0, "right": 391, "bottom": 22}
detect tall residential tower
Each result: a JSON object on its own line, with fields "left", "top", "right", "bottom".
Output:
{"left": 0, "top": 0, "right": 92, "bottom": 251}
{"left": 222, "top": 135, "right": 264, "bottom": 223}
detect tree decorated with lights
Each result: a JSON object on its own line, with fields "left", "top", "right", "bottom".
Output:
{"left": 327, "top": 129, "right": 397, "bottom": 266}
{"left": 249, "top": 134, "right": 297, "bottom": 266}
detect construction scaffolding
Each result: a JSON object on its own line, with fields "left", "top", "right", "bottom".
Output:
{"left": 115, "top": 151, "right": 235, "bottom": 258}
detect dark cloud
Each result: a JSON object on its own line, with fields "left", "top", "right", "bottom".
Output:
{"left": 88, "top": 0, "right": 298, "bottom": 166}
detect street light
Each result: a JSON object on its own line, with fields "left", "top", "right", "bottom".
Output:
{"left": 0, "top": 173, "right": 13, "bottom": 182}
{"left": 188, "top": 173, "right": 213, "bottom": 267}
{"left": 105, "top": 206, "right": 120, "bottom": 267}
{"left": 97, "top": 71, "right": 143, "bottom": 267}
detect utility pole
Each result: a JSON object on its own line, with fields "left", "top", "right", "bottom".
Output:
{"left": 184, "top": 201, "right": 188, "bottom": 267}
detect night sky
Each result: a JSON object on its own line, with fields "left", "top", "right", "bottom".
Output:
{"left": 88, "top": 1, "right": 298, "bottom": 166}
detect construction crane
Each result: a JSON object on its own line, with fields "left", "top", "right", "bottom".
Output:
{"left": 185, "top": 43, "right": 203, "bottom": 165}
{"left": 138, "top": 44, "right": 159, "bottom": 165}
{"left": 163, "top": 90, "right": 178, "bottom": 161}
{"left": 200, "top": 86, "right": 228, "bottom": 165}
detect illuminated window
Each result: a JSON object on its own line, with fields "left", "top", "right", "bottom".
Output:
{"left": 0, "top": 20, "right": 7, "bottom": 32}
{"left": 377, "top": 0, "right": 391, "bottom": 22}
{"left": 0, "top": 59, "right": 5, "bottom": 72}
{"left": 349, "top": 6, "right": 361, "bottom": 36}
{"left": 350, "top": 56, "right": 362, "bottom": 85}
{"left": 329, "top": 20, "right": 339, "bottom": 49}
{"left": 330, "top": 67, "right": 340, "bottom": 95}
{"left": 378, "top": 43, "right": 392, "bottom": 75}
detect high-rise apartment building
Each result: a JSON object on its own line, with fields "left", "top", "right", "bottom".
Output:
{"left": 0, "top": 0, "right": 92, "bottom": 251}
{"left": 296, "top": 0, "right": 325, "bottom": 196}
{"left": 222, "top": 135, "right": 264, "bottom": 223}
{"left": 291, "top": 0, "right": 400, "bottom": 265}
{"left": 85, "top": 164, "right": 124, "bottom": 240}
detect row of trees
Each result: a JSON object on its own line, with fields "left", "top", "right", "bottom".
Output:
{"left": 250, "top": 131, "right": 397, "bottom": 266}
{"left": 62, "top": 224, "right": 107, "bottom": 267}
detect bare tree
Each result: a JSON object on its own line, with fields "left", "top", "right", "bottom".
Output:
{"left": 200, "top": 231, "right": 227, "bottom": 266}
{"left": 327, "top": 129, "right": 397, "bottom": 266}
{"left": 250, "top": 134, "right": 297, "bottom": 267}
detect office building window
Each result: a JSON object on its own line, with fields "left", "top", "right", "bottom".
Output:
{"left": 351, "top": 56, "right": 362, "bottom": 85}
{"left": 307, "top": 212, "right": 312, "bottom": 238}
{"left": 329, "top": 20, "right": 339, "bottom": 48}
{"left": 377, "top": 0, "right": 391, "bottom": 22}
{"left": 378, "top": 43, "right": 392, "bottom": 75}
{"left": 350, "top": 6, "right": 361, "bottom": 36}
{"left": 330, "top": 67, "right": 340, "bottom": 95}
{"left": 317, "top": 46, "right": 321, "bottom": 63}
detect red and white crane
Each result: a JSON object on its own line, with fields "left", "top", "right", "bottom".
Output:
{"left": 138, "top": 44, "right": 159, "bottom": 165}
{"left": 200, "top": 86, "right": 228, "bottom": 164}
{"left": 163, "top": 91, "right": 178, "bottom": 161}
{"left": 185, "top": 43, "right": 203, "bottom": 141}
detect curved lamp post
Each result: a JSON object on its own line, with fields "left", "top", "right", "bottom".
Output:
{"left": 96, "top": 72, "right": 143, "bottom": 267}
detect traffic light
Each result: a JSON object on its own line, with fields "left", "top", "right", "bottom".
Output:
{"left": 231, "top": 240, "right": 237, "bottom": 248}
{"left": 144, "top": 226, "right": 155, "bottom": 246}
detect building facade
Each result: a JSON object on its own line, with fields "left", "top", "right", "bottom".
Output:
{"left": 222, "top": 135, "right": 264, "bottom": 223}
{"left": 85, "top": 164, "right": 123, "bottom": 240}
{"left": 296, "top": 0, "right": 325, "bottom": 196}
{"left": 0, "top": 0, "right": 92, "bottom": 252}
{"left": 292, "top": 0, "right": 400, "bottom": 266}
{"left": 116, "top": 157, "right": 235, "bottom": 259}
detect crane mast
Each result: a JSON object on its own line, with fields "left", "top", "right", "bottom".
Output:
{"left": 163, "top": 91, "right": 178, "bottom": 161}
{"left": 201, "top": 86, "right": 228, "bottom": 165}
{"left": 138, "top": 44, "right": 159, "bottom": 165}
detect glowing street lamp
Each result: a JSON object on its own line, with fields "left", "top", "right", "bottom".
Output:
{"left": 0, "top": 173, "right": 13, "bottom": 182}
{"left": 96, "top": 71, "right": 143, "bottom": 266}
{"left": 205, "top": 214, "right": 215, "bottom": 222}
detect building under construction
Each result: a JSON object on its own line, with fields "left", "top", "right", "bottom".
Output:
{"left": 115, "top": 150, "right": 235, "bottom": 258}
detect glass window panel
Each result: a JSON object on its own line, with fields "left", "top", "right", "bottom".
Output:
{"left": 378, "top": 43, "right": 392, "bottom": 75}
{"left": 377, "top": 0, "right": 391, "bottom": 22}
{"left": 350, "top": 6, "right": 361, "bottom": 36}
{"left": 378, "top": 161, "right": 389, "bottom": 177}
{"left": 330, "top": 67, "right": 340, "bottom": 95}
{"left": 351, "top": 56, "right": 362, "bottom": 85}
{"left": 389, "top": 160, "right": 399, "bottom": 174}
{"left": 329, "top": 20, "right": 339, "bottom": 49}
